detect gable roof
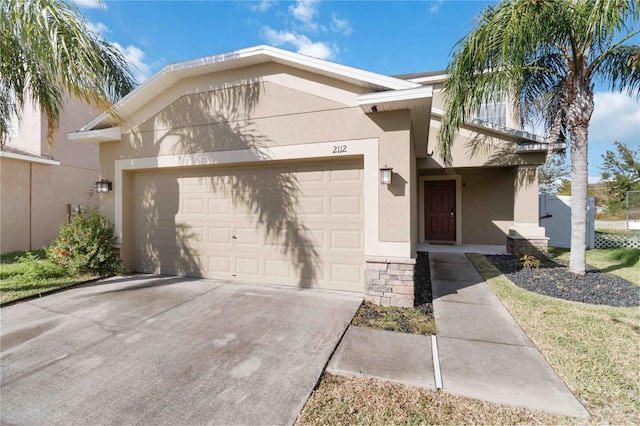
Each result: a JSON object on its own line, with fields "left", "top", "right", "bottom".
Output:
{"left": 80, "top": 45, "right": 422, "bottom": 131}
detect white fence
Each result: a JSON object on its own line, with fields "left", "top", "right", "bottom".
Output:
{"left": 539, "top": 194, "right": 595, "bottom": 249}
{"left": 594, "top": 233, "right": 640, "bottom": 249}
{"left": 595, "top": 220, "right": 640, "bottom": 231}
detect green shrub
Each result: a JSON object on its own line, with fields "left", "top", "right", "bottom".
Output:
{"left": 520, "top": 253, "right": 540, "bottom": 269}
{"left": 46, "top": 209, "right": 121, "bottom": 276}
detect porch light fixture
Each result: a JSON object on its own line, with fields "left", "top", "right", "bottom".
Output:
{"left": 380, "top": 167, "right": 393, "bottom": 185}
{"left": 95, "top": 179, "right": 112, "bottom": 193}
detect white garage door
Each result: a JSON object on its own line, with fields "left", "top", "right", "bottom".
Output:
{"left": 133, "top": 159, "right": 364, "bottom": 292}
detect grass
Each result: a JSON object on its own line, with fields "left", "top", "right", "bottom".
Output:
{"left": 296, "top": 374, "right": 559, "bottom": 425}
{"left": 0, "top": 250, "right": 97, "bottom": 305}
{"left": 550, "top": 247, "right": 639, "bottom": 283}
{"left": 468, "top": 251, "right": 640, "bottom": 425}
{"left": 351, "top": 301, "right": 436, "bottom": 335}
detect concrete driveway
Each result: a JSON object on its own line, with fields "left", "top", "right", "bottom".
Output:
{"left": 1, "top": 276, "right": 362, "bottom": 425}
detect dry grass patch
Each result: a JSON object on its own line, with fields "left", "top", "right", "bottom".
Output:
{"left": 468, "top": 253, "right": 640, "bottom": 425}
{"left": 296, "top": 374, "right": 561, "bottom": 425}
{"left": 351, "top": 301, "right": 436, "bottom": 335}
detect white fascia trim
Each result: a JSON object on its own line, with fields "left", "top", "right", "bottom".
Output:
{"left": 68, "top": 127, "right": 121, "bottom": 143}
{"left": 431, "top": 107, "right": 547, "bottom": 144}
{"left": 358, "top": 86, "right": 433, "bottom": 107}
{"left": 81, "top": 45, "right": 420, "bottom": 132}
{"left": 0, "top": 150, "right": 60, "bottom": 166}
{"left": 407, "top": 74, "right": 447, "bottom": 84}
{"left": 113, "top": 139, "right": 411, "bottom": 258}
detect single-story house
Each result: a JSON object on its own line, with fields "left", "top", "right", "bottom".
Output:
{"left": 1, "top": 97, "right": 99, "bottom": 254}
{"left": 70, "top": 45, "right": 551, "bottom": 307}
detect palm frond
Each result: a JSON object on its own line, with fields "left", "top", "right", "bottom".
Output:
{"left": 0, "top": 0, "right": 136, "bottom": 145}
{"left": 593, "top": 44, "right": 640, "bottom": 98}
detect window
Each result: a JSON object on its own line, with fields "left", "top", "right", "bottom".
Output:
{"left": 476, "top": 99, "right": 507, "bottom": 127}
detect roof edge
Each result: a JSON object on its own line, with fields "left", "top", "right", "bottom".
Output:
{"left": 80, "top": 45, "right": 421, "bottom": 132}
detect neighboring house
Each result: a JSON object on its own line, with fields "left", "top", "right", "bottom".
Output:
{"left": 70, "top": 45, "right": 551, "bottom": 306}
{"left": 0, "top": 97, "right": 99, "bottom": 254}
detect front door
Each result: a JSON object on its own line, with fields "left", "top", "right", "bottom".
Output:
{"left": 424, "top": 180, "right": 456, "bottom": 242}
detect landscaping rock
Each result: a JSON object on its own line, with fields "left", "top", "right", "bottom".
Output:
{"left": 485, "top": 255, "right": 639, "bottom": 307}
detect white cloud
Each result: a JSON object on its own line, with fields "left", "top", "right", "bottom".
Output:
{"left": 112, "top": 42, "right": 152, "bottom": 83}
{"left": 72, "top": 0, "right": 104, "bottom": 9}
{"left": 589, "top": 92, "right": 640, "bottom": 145}
{"left": 248, "top": 1, "right": 275, "bottom": 12}
{"left": 289, "top": 0, "right": 320, "bottom": 31}
{"left": 86, "top": 21, "right": 108, "bottom": 36}
{"left": 330, "top": 14, "right": 352, "bottom": 36}
{"left": 429, "top": 0, "right": 443, "bottom": 14}
{"left": 262, "top": 27, "right": 337, "bottom": 60}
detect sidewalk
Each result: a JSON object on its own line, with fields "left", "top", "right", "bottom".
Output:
{"left": 327, "top": 251, "right": 589, "bottom": 419}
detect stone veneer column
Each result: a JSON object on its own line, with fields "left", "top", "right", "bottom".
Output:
{"left": 364, "top": 257, "right": 415, "bottom": 308}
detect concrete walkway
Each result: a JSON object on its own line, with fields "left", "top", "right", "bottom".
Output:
{"left": 430, "top": 252, "right": 588, "bottom": 418}
{"left": 327, "top": 251, "right": 589, "bottom": 419}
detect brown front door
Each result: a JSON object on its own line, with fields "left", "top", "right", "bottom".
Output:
{"left": 424, "top": 180, "right": 456, "bottom": 242}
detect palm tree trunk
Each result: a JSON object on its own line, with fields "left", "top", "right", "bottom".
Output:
{"left": 569, "top": 124, "right": 588, "bottom": 275}
{"left": 568, "top": 82, "right": 594, "bottom": 276}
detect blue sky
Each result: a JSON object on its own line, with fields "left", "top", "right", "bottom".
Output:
{"left": 75, "top": 0, "right": 639, "bottom": 179}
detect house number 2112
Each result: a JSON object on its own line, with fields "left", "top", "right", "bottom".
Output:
{"left": 332, "top": 145, "right": 347, "bottom": 154}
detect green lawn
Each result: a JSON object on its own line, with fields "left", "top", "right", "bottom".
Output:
{"left": 551, "top": 247, "right": 639, "bottom": 283}
{"left": 0, "top": 250, "right": 97, "bottom": 305}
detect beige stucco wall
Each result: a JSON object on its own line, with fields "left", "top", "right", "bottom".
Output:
{"left": 419, "top": 167, "right": 515, "bottom": 245}
{"left": 30, "top": 164, "right": 98, "bottom": 249}
{"left": 1, "top": 96, "right": 99, "bottom": 254}
{"left": 99, "top": 64, "right": 415, "bottom": 266}
{"left": 0, "top": 158, "right": 98, "bottom": 253}
{"left": 422, "top": 115, "right": 546, "bottom": 169}
{"left": 0, "top": 158, "right": 31, "bottom": 253}
{"left": 42, "top": 97, "right": 100, "bottom": 170}
{"left": 5, "top": 98, "right": 43, "bottom": 156}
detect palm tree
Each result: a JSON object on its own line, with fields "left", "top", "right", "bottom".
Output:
{"left": 0, "top": 0, "right": 135, "bottom": 145}
{"left": 438, "top": 0, "right": 639, "bottom": 275}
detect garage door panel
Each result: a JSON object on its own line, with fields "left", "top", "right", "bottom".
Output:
{"left": 134, "top": 159, "right": 364, "bottom": 291}
{"left": 330, "top": 168, "right": 362, "bottom": 181}
{"left": 208, "top": 256, "right": 232, "bottom": 275}
{"left": 330, "top": 230, "right": 363, "bottom": 251}
{"left": 299, "top": 196, "right": 325, "bottom": 215}
{"left": 330, "top": 196, "right": 362, "bottom": 216}
{"left": 208, "top": 227, "right": 232, "bottom": 244}
{"left": 235, "top": 228, "right": 261, "bottom": 246}
{"left": 236, "top": 257, "right": 261, "bottom": 277}
{"left": 265, "top": 259, "right": 293, "bottom": 279}
{"left": 208, "top": 198, "right": 232, "bottom": 214}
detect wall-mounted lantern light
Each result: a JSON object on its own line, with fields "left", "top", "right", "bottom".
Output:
{"left": 95, "top": 179, "right": 112, "bottom": 193}
{"left": 380, "top": 167, "right": 393, "bottom": 185}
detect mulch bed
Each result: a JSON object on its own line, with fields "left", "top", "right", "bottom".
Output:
{"left": 485, "top": 255, "right": 639, "bottom": 307}
{"left": 414, "top": 252, "right": 434, "bottom": 314}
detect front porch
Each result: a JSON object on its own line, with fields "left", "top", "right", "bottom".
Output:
{"left": 417, "top": 243, "right": 507, "bottom": 255}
